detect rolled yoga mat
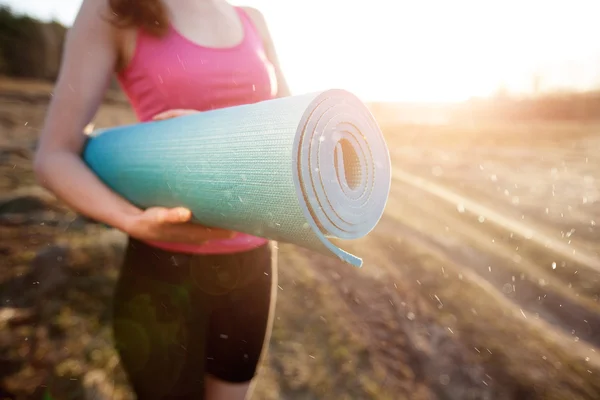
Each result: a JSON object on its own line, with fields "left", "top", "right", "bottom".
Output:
{"left": 83, "top": 89, "right": 391, "bottom": 267}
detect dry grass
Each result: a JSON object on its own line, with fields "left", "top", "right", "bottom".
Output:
{"left": 1, "top": 79, "right": 599, "bottom": 399}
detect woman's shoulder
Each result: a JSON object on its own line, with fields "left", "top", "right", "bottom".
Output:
{"left": 73, "top": 0, "right": 136, "bottom": 72}
{"left": 239, "top": 5, "right": 266, "bottom": 20}
{"left": 70, "top": 0, "right": 129, "bottom": 46}
{"left": 239, "top": 5, "right": 279, "bottom": 53}
{"left": 239, "top": 6, "right": 269, "bottom": 38}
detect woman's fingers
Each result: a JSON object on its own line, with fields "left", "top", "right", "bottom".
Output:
{"left": 166, "top": 207, "right": 192, "bottom": 223}
{"left": 152, "top": 109, "right": 198, "bottom": 121}
{"left": 152, "top": 110, "right": 176, "bottom": 120}
{"left": 83, "top": 123, "right": 95, "bottom": 135}
{"left": 135, "top": 206, "right": 235, "bottom": 243}
{"left": 143, "top": 206, "right": 191, "bottom": 223}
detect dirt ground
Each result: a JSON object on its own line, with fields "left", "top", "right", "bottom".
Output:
{"left": 1, "top": 78, "right": 599, "bottom": 399}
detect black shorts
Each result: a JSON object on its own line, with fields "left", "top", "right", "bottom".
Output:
{"left": 111, "top": 238, "right": 277, "bottom": 399}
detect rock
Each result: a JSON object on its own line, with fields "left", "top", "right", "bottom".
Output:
{"left": 0, "top": 210, "right": 62, "bottom": 227}
{"left": 0, "top": 186, "right": 59, "bottom": 215}
{"left": 0, "top": 196, "right": 50, "bottom": 215}
{"left": 0, "top": 144, "right": 30, "bottom": 162}
{"left": 0, "top": 187, "right": 106, "bottom": 230}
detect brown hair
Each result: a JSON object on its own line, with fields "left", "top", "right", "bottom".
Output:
{"left": 108, "top": 0, "right": 170, "bottom": 37}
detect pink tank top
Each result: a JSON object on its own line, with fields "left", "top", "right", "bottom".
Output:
{"left": 117, "top": 7, "right": 274, "bottom": 254}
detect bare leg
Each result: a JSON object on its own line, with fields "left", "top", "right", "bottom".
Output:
{"left": 205, "top": 374, "right": 252, "bottom": 400}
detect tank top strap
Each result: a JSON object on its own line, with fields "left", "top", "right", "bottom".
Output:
{"left": 234, "top": 6, "right": 261, "bottom": 42}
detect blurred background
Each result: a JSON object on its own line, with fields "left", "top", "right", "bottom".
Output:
{"left": 1, "top": 0, "right": 599, "bottom": 399}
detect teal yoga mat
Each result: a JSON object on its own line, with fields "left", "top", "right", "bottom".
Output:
{"left": 83, "top": 89, "right": 391, "bottom": 267}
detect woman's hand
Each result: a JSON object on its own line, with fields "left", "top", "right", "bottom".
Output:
{"left": 123, "top": 206, "right": 235, "bottom": 244}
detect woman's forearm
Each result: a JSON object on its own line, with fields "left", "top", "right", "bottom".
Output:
{"left": 34, "top": 151, "right": 141, "bottom": 232}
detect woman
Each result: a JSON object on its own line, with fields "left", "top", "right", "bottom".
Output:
{"left": 34, "top": 0, "right": 290, "bottom": 398}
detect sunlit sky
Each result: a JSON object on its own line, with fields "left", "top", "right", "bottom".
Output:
{"left": 2, "top": 0, "right": 600, "bottom": 102}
